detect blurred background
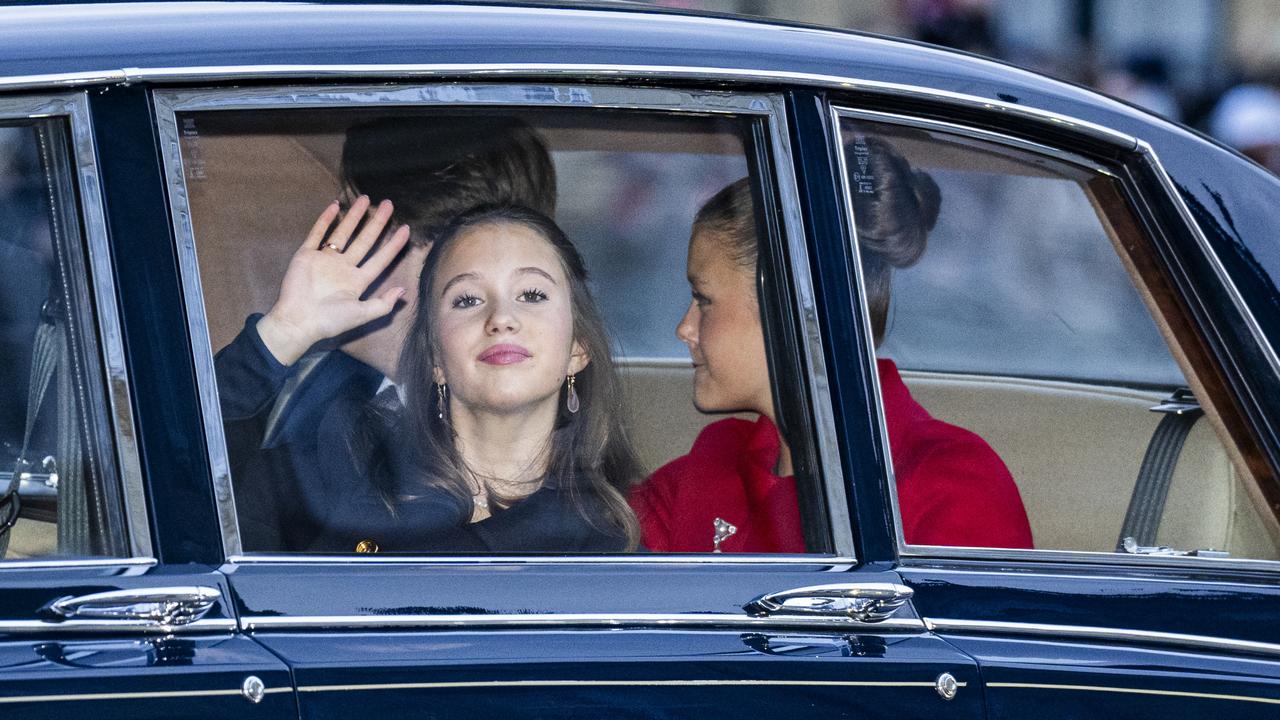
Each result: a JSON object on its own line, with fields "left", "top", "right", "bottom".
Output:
{"left": 639, "top": 0, "right": 1280, "bottom": 174}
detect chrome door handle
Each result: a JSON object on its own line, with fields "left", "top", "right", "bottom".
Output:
{"left": 744, "top": 583, "right": 914, "bottom": 622}
{"left": 45, "top": 586, "right": 222, "bottom": 627}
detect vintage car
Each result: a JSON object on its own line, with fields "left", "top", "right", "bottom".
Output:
{"left": 1, "top": 2, "right": 1279, "bottom": 718}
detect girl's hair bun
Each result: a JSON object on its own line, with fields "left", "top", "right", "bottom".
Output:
{"left": 844, "top": 134, "right": 942, "bottom": 345}
{"left": 850, "top": 136, "right": 938, "bottom": 271}
{"left": 911, "top": 167, "right": 942, "bottom": 234}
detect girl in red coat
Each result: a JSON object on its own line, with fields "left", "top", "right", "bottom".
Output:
{"left": 630, "top": 137, "right": 1033, "bottom": 553}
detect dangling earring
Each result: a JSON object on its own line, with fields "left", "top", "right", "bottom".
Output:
{"left": 565, "top": 373, "right": 580, "bottom": 414}
{"left": 436, "top": 382, "right": 449, "bottom": 420}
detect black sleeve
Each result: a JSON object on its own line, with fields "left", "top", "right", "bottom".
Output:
{"left": 213, "top": 314, "right": 292, "bottom": 422}
{"left": 212, "top": 314, "right": 295, "bottom": 551}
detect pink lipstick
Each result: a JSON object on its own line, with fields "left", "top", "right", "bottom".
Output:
{"left": 478, "top": 343, "right": 532, "bottom": 365}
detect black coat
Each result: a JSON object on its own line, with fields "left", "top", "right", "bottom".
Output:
{"left": 214, "top": 315, "right": 382, "bottom": 551}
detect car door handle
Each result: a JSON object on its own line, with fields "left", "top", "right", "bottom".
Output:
{"left": 744, "top": 583, "right": 914, "bottom": 622}
{"left": 44, "top": 586, "right": 222, "bottom": 627}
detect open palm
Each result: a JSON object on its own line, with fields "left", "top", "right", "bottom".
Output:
{"left": 257, "top": 196, "right": 411, "bottom": 366}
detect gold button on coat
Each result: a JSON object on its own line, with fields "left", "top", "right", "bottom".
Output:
{"left": 354, "top": 539, "right": 379, "bottom": 554}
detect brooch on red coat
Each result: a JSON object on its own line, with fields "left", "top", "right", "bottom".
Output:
{"left": 712, "top": 517, "right": 737, "bottom": 552}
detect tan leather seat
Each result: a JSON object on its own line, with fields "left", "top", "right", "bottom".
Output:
{"left": 903, "top": 370, "right": 1278, "bottom": 559}
{"left": 619, "top": 360, "right": 752, "bottom": 474}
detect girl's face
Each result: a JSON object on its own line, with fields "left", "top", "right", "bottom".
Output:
{"left": 430, "top": 221, "right": 587, "bottom": 416}
{"left": 676, "top": 231, "right": 772, "bottom": 417}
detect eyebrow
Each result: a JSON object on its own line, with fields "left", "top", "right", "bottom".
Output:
{"left": 438, "top": 267, "right": 558, "bottom": 297}
{"left": 439, "top": 272, "right": 480, "bottom": 297}
{"left": 517, "top": 266, "right": 558, "bottom": 284}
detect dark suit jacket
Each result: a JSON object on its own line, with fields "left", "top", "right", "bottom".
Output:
{"left": 214, "top": 315, "right": 382, "bottom": 551}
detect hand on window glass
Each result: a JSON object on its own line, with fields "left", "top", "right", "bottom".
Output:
{"left": 256, "top": 196, "right": 410, "bottom": 366}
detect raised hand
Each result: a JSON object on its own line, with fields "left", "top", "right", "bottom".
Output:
{"left": 256, "top": 196, "right": 411, "bottom": 366}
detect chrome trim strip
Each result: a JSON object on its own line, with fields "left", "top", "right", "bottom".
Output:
{"left": 828, "top": 104, "right": 902, "bottom": 549}
{"left": 986, "top": 682, "right": 1280, "bottom": 706}
{"left": 0, "top": 557, "right": 156, "bottom": 571}
{"left": 0, "top": 617, "right": 236, "bottom": 636}
{"left": 61, "top": 93, "right": 152, "bottom": 559}
{"left": 300, "top": 678, "right": 960, "bottom": 693}
{"left": 1136, "top": 140, "right": 1280, "bottom": 380}
{"left": 153, "top": 82, "right": 847, "bottom": 560}
{"left": 764, "top": 93, "right": 856, "bottom": 558}
{"left": 924, "top": 618, "right": 1280, "bottom": 659}
{"left": 900, "top": 543, "right": 1280, "bottom": 571}
{"left": 0, "top": 94, "right": 151, "bottom": 560}
{"left": 227, "top": 553, "right": 856, "bottom": 565}
{"left": 155, "top": 82, "right": 775, "bottom": 114}
{"left": 152, "top": 91, "right": 244, "bottom": 557}
{"left": 0, "top": 686, "right": 290, "bottom": 705}
{"left": 0, "top": 63, "right": 1140, "bottom": 150}
{"left": 243, "top": 613, "right": 927, "bottom": 633}
{"left": 907, "top": 565, "right": 1280, "bottom": 589}
{"left": 0, "top": 69, "right": 127, "bottom": 91}
{"left": 832, "top": 107, "right": 1117, "bottom": 176}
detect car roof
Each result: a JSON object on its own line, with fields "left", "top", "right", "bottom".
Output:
{"left": 0, "top": 2, "right": 1175, "bottom": 125}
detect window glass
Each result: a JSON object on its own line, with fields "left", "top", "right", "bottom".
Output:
{"left": 0, "top": 120, "right": 127, "bottom": 560}
{"left": 838, "top": 114, "right": 1280, "bottom": 561}
{"left": 177, "top": 100, "right": 827, "bottom": 555}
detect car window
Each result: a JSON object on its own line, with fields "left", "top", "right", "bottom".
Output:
{"left": 836, "top": 111, "right": 1280, "bottom": 562}
{"left": 0, "top": 117, "right": 130, "bottom": 561}
{"left": 164, "top": 85, "right": 841, "bottom": 557}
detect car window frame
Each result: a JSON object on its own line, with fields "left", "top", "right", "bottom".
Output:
{"left": 0, "top": 91, "right": 151, "bottom": 567}
{"left": 153, "top": 81, "right": 854, "bottom": 563}
{"left": 830, "top": 104, "right": 1280, "bottom": 573}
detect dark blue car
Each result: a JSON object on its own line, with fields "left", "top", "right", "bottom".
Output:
{"left": 2, "top": 2, "right": 1279, "bottom": 718}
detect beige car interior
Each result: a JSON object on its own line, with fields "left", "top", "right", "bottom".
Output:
{"left": 21, "top": 113, "right": 1257, "bottom": 563}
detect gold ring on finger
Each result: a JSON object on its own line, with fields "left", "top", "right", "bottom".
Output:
{"left": 323, "top": 242, "right": 342, "bottom": 252}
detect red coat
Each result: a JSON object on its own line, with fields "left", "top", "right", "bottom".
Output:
{"left": 630, "top": 359, "right": 1033, "bottom": 552}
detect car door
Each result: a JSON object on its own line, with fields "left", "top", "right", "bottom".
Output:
{"left": 155, "top": 80, "right": 984, "bottom": 720}
{"left": 824, "top": 92, "right": 1280, "bottom": 717}
{"left": 0, "top": 90, "right": 295, "bottom": 719}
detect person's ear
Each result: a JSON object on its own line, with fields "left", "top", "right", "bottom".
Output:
{"left": 567, "top": 340, "right": 590, "bottom": 375}
{"left": 432, "top": 366, "right": 446, "bottom": 386}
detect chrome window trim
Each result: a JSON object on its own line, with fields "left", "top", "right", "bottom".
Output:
{"left": 242, "top": 612, "right": 925, "bottom": 634}
{"left": 924, "top": 617, "right": 1280, "bottom": 660}
{"left": 0, "top": 556, "right": 156, "bottom": 572}
{"left": 909, "top": 565, "right": 1280, "bottom": 588}
{"left": 227, "top": 554, "right": 856, "bottom": 566}
{"left": 830, "top": 106, "right": 1280, "bottom": 570}
{"left": 832, "top": 107, "right": 1118, "bottom": 177}
{"left": 901, "top": 544, "right": 1280, "bottom": 572}
{"left": 153, "top": 82, "right": 851, "bottom": 561}
{"left": 0, "top": 617, "right": 235, "bottom": 636}
{"left": 764, "top": 93, "right": 857, "bottom": 556}
{"left": 0, "top": 93, "right": 151, "bottom": 561}
{"left": 0, "top": 62, "right": 1141, "bottom": 152}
